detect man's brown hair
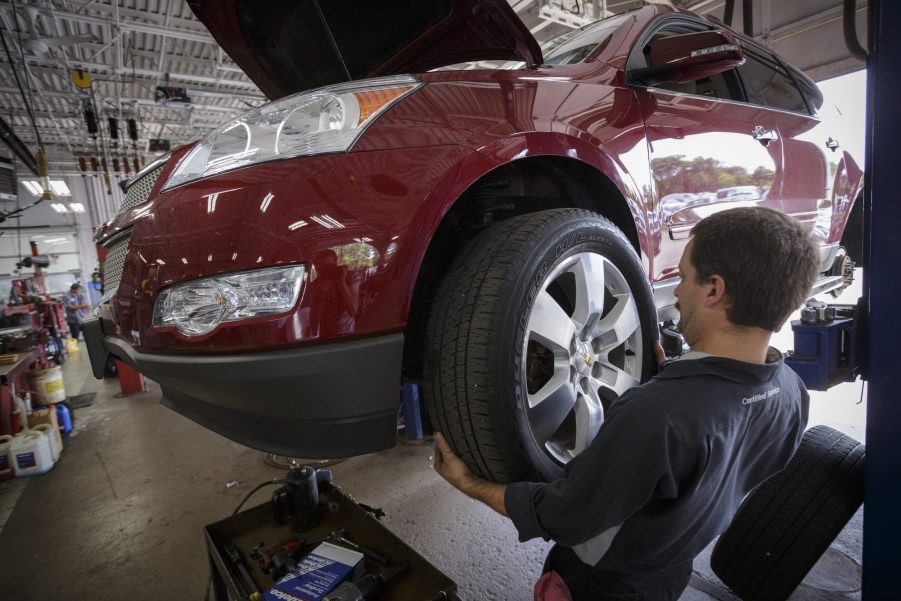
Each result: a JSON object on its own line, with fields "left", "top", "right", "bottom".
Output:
{"left": 690, "top": 207, "right": 820, "bottom": 331}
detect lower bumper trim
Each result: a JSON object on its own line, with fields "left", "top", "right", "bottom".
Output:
{"left": 90, "top": 330, "right": 405, "bottom": 457}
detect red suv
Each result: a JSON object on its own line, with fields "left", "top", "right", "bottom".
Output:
{"left": 84, "top": 1, "right": 862, "bottom": 483}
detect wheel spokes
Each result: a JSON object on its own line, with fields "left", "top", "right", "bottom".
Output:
{"left": 591, "top": 293, "right": 640, "bottom": 352}
{"left": 528, "top": 374, "right": 577, "bottom": 447}
{"left": 573, "top": 382, "right": 605, "bottom": 455}
{"left": 528, "top": 290, "right": 577, "bottom": 353}
{"left": 595, "top": 361, "right": 641, "bottom": 397}
{"left": 570, "top": 253, "right": 606, "bottom": 331}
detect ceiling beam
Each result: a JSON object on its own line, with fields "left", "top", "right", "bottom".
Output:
{"left": 0, "top": 55, "right": 262, "bottom": 93}
{"left": 0, "top": 4, "right": 216, "bottom": 44}
{"left": 0, "top": 85, "right": 251, "bottom": 114}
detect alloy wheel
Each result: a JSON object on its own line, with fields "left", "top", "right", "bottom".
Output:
{"left": 522, "top": 251, "right": 644, "bottom": 464}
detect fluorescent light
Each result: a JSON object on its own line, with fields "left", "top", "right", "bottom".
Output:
{"left": 288, "top": 220, "right": 308, "bottom": 231}
{"left": 50, "top": 204, "right": 69, "bottom": 213}
{"left": 49, "top": 180, "right": 71, "bottom": 196}
{"left": 22, "top": 181, "right": 43, "bottom": 195}
{"left": 70, "top": 203, "right": 86, "bottom": 213}
{"left": 44, "top": 237, "right": 67, "bottom": 243}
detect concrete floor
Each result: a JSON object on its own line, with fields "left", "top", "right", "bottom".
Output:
{"left": 0, "top": 281, "right": 865, "bottom": 600}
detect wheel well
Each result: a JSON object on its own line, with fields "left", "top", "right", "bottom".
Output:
{"left": 403, "top": 156, "right": 641, "bottom": 376}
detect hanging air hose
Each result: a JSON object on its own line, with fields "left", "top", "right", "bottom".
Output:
{"left": 84, "top": 107, "right": 98, "bottom": 135}
{"left": 844, "top": 0, "right": 867, "bottom": 62}
{"left": 127, "top": 117, "right": 142, "bottom": 173}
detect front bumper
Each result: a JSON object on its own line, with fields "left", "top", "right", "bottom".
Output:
{"left": 83, "top": 315, "right": 403, "bottom": 457}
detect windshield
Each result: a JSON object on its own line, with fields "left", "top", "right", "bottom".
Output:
{"left": 543, "top": 11, "right": 636, "bottom": 65}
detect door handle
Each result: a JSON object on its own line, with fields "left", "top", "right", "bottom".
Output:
{"left": 752, "top": 125, "right": 778, "bottom": 146}
{"left": 826, "top": 137, "right": 840, "bottom": 152}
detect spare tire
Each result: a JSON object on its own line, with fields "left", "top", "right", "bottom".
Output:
{"left": 711, "top": 425, "right": 865, "bottom": 601}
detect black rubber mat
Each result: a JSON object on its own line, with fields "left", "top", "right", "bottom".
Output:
{"left": 67, "top": 392, "right": 97, "bottom": 409}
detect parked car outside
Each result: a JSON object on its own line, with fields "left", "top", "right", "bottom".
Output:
{"left": 84, "top": 1, "right": 863, "bottom": 483}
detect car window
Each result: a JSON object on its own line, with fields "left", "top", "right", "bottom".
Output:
{"left": 638, "top": 26, "right": 743, "bottom": 101}
{"left": 736, "top": 42, "right": 809, "bottom": 114}
{"left": 788, "top": 64, "right": 824, "bottom": 114}
{"left": 543, "top": 11, "right": 635, "bottom": 65}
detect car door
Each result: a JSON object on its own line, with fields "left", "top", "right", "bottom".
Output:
{"left": 738, "top": 42, "right": 863, "bottom": 271}
{"left": 628, "top": 17, "right": 785, "bottom": 285}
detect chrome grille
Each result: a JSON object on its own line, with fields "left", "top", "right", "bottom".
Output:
{"left": 118, "top": 165, "right": 163, "bottom": 214}
{"left": 103, "top": 234, "right": 130, "bottom": 292}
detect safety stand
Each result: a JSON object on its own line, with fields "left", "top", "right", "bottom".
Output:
{"left": 115, "top": 360, "right": 147, "bottom": 396}
{"left": 400, "top": 384, "right": 425, "bottom": 441}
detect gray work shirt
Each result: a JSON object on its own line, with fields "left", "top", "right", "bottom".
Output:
{"left": 63, "top": 290, "right": 89, "bottom": 324}
{"left": 505, "top": 350, "right": 809, "bottom": 575}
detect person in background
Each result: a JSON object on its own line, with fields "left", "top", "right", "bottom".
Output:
{"left": 64, "top": 283, "right": 91, "bottom": 340}
{"left": 87, "top": 271, "right": 103, "bottom": 306}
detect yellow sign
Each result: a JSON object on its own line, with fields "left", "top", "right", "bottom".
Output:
{"left": 71, "top": 69, "right": 92, "bottom": 89}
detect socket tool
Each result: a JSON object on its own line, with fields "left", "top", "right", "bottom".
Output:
{"left": 223, "top": 541, "right": 262, "bottom": 601}
{"left": 322, "top": 560, "right": 411, "bottom": 601}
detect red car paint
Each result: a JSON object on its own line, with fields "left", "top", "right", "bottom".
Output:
{"left": 95, "top": 5, "right": 862, "bottom": 356}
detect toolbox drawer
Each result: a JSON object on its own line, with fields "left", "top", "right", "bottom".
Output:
{"left": 204, "top": 479, "right": 459, "bottom": 601}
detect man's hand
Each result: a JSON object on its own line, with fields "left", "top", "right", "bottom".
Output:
{"left": 433, "top": 432, "right": 474, "bottom": 491}
{"left": 653, "top": 340, "right": 666, "bottom": 364}
{"left": 433, "top": 432, "right": 508, "bottom": 517}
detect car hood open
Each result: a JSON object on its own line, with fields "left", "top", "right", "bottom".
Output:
{"left": 188, "top": 0, "right": 543, "bottom": 99}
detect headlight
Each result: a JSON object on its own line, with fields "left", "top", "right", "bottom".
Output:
{"left": 162, "top": 75, "right": 422, "bottom": 190}
{"left": 152, "top": 265, "right": 305, "bottom": 336}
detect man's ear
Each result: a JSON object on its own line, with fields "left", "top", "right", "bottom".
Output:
{"left": 703, "top": 274, "right": 729, "bottom": 308}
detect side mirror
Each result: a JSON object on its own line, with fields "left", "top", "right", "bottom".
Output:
{"left": 629, "top": 30, "right": 745, "bottom": 87}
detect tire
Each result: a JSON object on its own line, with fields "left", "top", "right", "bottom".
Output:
{"left": 710, "top": 425, "right": 865, "bottom": 601}
{"left": 424, "top": 209, "right": 657, "bottom": 483}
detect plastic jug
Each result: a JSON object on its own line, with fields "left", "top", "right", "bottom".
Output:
{"left": 11, "top": 431, "right": 54, "bottom": 477}
{"left": 55, "top": 403, "right": 73, "bottom": 434}
{"left": 32, "top": 424, "right": 60, "bottom": 462}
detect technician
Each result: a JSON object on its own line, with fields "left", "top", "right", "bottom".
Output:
{"left": 433, "top": 207, "right": 820, "bottom": 601}
{"left": 64, "top": 282, "right": 91, "bottom": 340}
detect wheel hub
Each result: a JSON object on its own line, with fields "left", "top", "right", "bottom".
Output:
{"left": 573, "top": 337, "right": 594, "bottom": 377}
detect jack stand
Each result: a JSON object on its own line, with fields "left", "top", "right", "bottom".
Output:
{"left": 785, "top": 301, "right": 859, "bottom": 391}
{"left": 115, "top": 360, "right": 147, "bottom": 395}
{"left": 400, "top": 384, "right": 425, "bottom": 441}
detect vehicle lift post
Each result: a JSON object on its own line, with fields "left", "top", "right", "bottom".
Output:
{"left": 861, "top": 0, "right": 901, "bottom": 596}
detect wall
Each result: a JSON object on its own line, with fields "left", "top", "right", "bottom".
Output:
{"left": 0, "top": 168, "right": 126, "bottom": 301}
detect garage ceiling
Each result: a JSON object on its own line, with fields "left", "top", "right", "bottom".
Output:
{"left": 0, "top": 0, "right": 867, "bottom": 175}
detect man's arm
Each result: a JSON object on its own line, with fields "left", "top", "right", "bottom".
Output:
{"left": 433, "top": 432, "right": 508, "bottom": 517}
